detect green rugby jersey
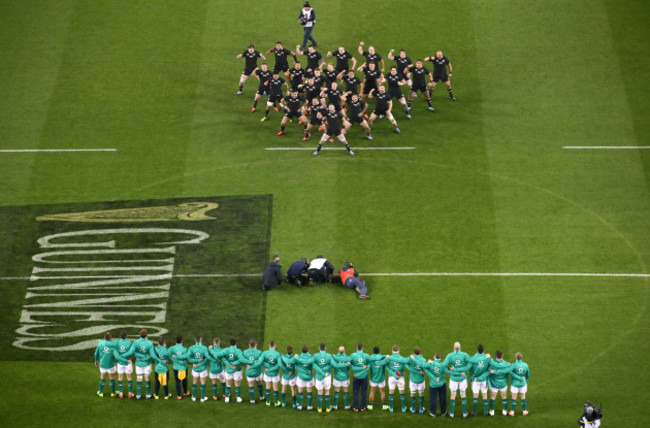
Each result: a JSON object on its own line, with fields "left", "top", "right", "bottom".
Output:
{"left": 128, "top": 337, "right": 160, "bottom": 367}
{"left": 487, "top": 358, "right": 512, "bottom": 389}
{"left": 369, "top": 354, "right": 388, "bottom": 383}
{"left": 113, "top": 338, "right": 133, "bottom": 365}
{"left": 251, "top": 348, "right": 282, "bottom": 377}
{"left": 220, "top": 345, "right": 244, "bottom": 374}
{"left": 406, "top": 354, "right": 427, "bottom": 384}
{"left": 295, "top": 352, "right": 323, "bottom": 381}
{"left": 280, "top": 353, "right": 297, "bottom": 380}
{"left": 350, "top": 350, "right": 371, "bottom": 379}
{"left": 94, "top": 339, "right": 116, "bottom": 369}
{"left": 385, "top": 352, "right": 411, "bottom": 378}
{"left": 423, "top": 359, "right": 450, "bottom": 388}
{"left": 168, "top": 343, "right": 188, "bottom": 371}
{"left": 509, "top": 360, "right": 529, "bottom": 387}
{"left": 332, "top": 352, "right": 352, "bottom": 381}
{"left": 443, "top": 350, "right": 471, "bottom": 382}
{"left": 206, "top": 346, "right": 224, "bottom": 374}
{"left": 242, "top": 347, "right": 263, "bottom": 377}
{"left": 468, "top": 352, "right": 490, "bottom": 382}
{"left": 154, "top": 345, "right": 170, "bottom": 374}
{"left": 312, "top": 350, "right": 348, "bottom": 381}
{"left": 185, "top": 343, "right": 210, "bottom": 372}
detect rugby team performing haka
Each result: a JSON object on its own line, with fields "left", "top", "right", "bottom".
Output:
{"left": 236, "top": 42, "right": 456, "bottom": 156}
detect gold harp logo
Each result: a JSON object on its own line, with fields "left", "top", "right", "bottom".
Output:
{"left": 36, "top": 202, "right": 219, "bottom": 223}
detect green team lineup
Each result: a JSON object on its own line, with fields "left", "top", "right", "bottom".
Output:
{"left": 95, "top": 330, "right": 529, "bottom": 419}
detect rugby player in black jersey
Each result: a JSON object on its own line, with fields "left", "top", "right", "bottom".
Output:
{"left": 267, "top": 42, "right": 295, "bottom": 78}
{"left": 406, "top": 60, "right": 435, "bottom": 112}
{"left": 424, "top": 50, "right": 456, "bottom": 101}
{"left": 236, "top": 44, "right": 266, "bottom": 95}
{"left": 357, "top": 62, "right": 382, "bottom": 100}
{"left": 251, "top": 63, "right": 272, "bottom": 113}
{"left": 277, "top": 90, "right": 305, "bottom": 136}
{"left": 368, "top": 85, "right": 401, "bottom": 134}
{"left": 358, "top": 42, "right": 385, "bottom": 72}
{"left": 313, "top": 105, "right": 354, "bottom": 156}
{"left": 295, "top": 44, "right": 323, "bottom": 76}
{"left": 327, "top": 46, "right": 357, "bottom": 75}
{"left": 341, "top": 92, "right": 373, "bottom": 140}
{"left": 382, "top": 66, "right": 412, "bottom": 119}
{"left": 260, "top": 71, "right": 289, "bottom": 121}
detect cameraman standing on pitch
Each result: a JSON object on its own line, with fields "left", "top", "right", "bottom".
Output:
{"left": 578, "top": 402, "right": 602, "bottom": 427}
{"left": 299, "top": 2, "right": 317, "bottom": 48}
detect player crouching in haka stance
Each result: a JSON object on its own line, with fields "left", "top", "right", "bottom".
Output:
{"left": 368, "top": 85, "right": 401, "bottom": 134}
{"left": 341, "top": 92, "right": 372, "bottom": 140}
{"left": 300, "top": 98, "right": 326, "bottom": 141}
{"left": 312, "top": 104, "right": 355, "bottom": 156}
{"left": 277, "top": 90, "right": 305, "bottom": 136}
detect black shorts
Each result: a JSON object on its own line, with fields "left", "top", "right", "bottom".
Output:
{"left": 309, "top": 116, "right": 323, "bottom": 126}
{"left": 242, "top": 67, "right": 256, "bottom": 76}
{"left": 388, "top": 88, "right": 404, "bottom": 99}
{"left": 373, "top": 108, "right": 388, "bottom": 116}
{"left": 348, "top": 115, "right": 364, "bottom": 124}
{"left": 433, "top": 75, "right": 449, "bottom": 83}
{"left": 412, "top": 84, "right": 428, "bottom": 94}
{"left": 335, "top": 66, "right": 347, "bottom": 75}
{"left": 269, "top": 94, "right": 283, "bottom": 103}
{"left": 325, "top": 127, "right": 341, "bottom": 137}
{"left": 363, "top": 85, "right": 377, "bottom": 95}
{"left": 273, "top": 64, "right": 289, "bottom": 73}
{"left": 285, "top": 110, "right": 301, "bottom": 119}
{"left": 256, "top": 86, "right": 269, "bottom": 96}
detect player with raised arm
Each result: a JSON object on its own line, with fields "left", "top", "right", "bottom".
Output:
{"left": 328, "top": 46, "right": 357, "bottom": 75}
{"left": 468, "top": 344, "right": 490, "bottom": 416}
{"left": 508, "top": 352, "right": 529, "bottom": 416}
{"left": 241, "top": 339, "right": 264, "bottom": 404}
{"left": 323, "top": 63, "right": 339, "bottom": 89}
{"left": 260, "top": 71, "right": 288, "bottom": 122}
{"left": 249, "top": 340, "right": 282, "bottom": 407}
{"left": 277, "top": 90, "right": 304, "bottom": 136}
{"left": 312, "top": 104, "right": 354, "bottom": 157}
{"left": 487, "top": 349, "right": 512, "bottom": 416}
{"left": 168, "top": 335, "right": 190, "bottom": 399}
{"left": 299, "top": 97, "right": 326, "bottom": 141}
{"left": 367, "top": 347, "right": 389, "bottom": 411}
{"left": 221, "top": 337, "right": 245, "bottom": 403}
{"left": 383, "top": 66, "right": 412, "bottom": 119}
{"left": 368, "top": 85, "right": 401, "bottom": 134}
{"left": 358, "top": 61, "right": 381, "bottom": 101}
{"left": 341, "top": 92, "right": 372, "bottom": 141}
{"left": 113, "top": 330, "right": 134, "bottom": 399}
{"left": 125, "top": 328, "right": 161, "bottom": 399}
{"left": 422, "top": 352, "right": 452, "bottom": 417}
{"left": 206, "top": 337, "right": 226, "bottom": 400}
{"left": 385, "top": 345, "right": 411, "bottom": 413}
{"left": 407, "top": 60, "right": 435, "bottom": 112}
{"left": 341, "top": 69, "right": 361, "bottom": 95}
{"left": 320, "top": 81, "right": 344, "bottom": 111}
{"left": 358, "top": 42, "right": 385, "bottom": 72}
{"left": 288, "top": 61, "right": 307, "bottom": 92}
{"left": 443, "top": 341, "right": 472, "bottom": 418}
{"left": 296, "top": 44, "right": 323, "bottom": 76}
{"left": 267, "top": 41, "right": 295, "bottom": 78}
{"left": 424, "top": 50, "right": 456, "bottom": 101}
{"left": 94, "top": 332, "right": 116, "bottom": 397}
{"left": 406, "top": 346, "right": 428, "bottom": 413}
{"left": 280, "top": 346, "right": 298, "bottom": 408}
{"left": 153, "top": 337, "right": 171, "bottom": 399}
{"left": 236, "top": 44, "right": 265, "bottom": 95}
{"left": 388, "top": 48, "right": 413, "bottom": 89}
{"left": 331, "top": 346, "right": 353, "bottom": 410}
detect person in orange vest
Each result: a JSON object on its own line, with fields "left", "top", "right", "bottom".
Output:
{"left": 339, "top": 261, "right": 368, "bottom": 299}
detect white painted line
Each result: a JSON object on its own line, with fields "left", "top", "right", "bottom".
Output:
{"left": 562, "top": 146, "right": 650, "bottom": 150}
{"left": 2, "top": 272, "right": 649, "bottom": 281}
{"left": 265, "top": 147, "right": 415, "bottom": 151}
{"left": 0, "top": 148, "right": 117, "bottom": 153}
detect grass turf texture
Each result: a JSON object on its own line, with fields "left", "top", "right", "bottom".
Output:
{"left": 0, "top": 0, "right": 649, "bottom": 426}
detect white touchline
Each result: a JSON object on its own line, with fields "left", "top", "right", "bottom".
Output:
{"left": 265, "top": 147, "right": 415, "bottom": 151}
{"left": 562, "top": 146, "right": 650, "bottom": 149}
{"left": 0, "top": 148, "right": 117, "bottom": 153}
{"left": 1, "top": 272, "right": 649, "bottom": 281}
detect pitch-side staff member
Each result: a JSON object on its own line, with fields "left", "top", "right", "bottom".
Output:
{"left": 299, "top": 2, "right": 317, "bottom": 48}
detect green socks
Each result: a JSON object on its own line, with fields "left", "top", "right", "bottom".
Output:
{"left": 450, "top": 397, "right": 455, "bottom": 414}
{"left": 473, "top": 397, "right": 478, "bottom": 413}
{"left": 522, "top": 399, "right": 527, "bottom": 411}
{"left": 344, "top": 392, "right": 349, "bottom": 407}
{"left": 419, "top": 395, "right": 424, "bottom": 410}
{"left": 200, "top": 384, "right": 206, "bottom": 399}
{"left": 212, "top": 384, "right": 218, "bottom": 397}
{"left": 318, "top": 394, "right": 322, "bottom": 410}
{"left": 388, "top": 393, "right": 394, "bottom": 411}
{"left": 118, "top": 380, "right": 123, "bottom": 394}
{"left": 461, "top": 397, "right": 467, "bottom": 414}
{"left": 400, "top": 393, "right": 406, "bottom": 411}
{"left": 98, "top": 379, "right": 104, "bottom": 393}
{"left": 307, "top": 392, "right": 313, "bottom": 407}
{"left": 192, "top": 384, "right": 197, "bottom": 398}
{"left": 235, "top": 386, "right": 241, "bottom": 398}
{"left": 265, "top": 388, "right": 271, "bottom": 404}
{"left": 109, "top": 380, "right": 115, "bottom": 394}
{"left": 297, "top": 392, "right": 303, "bottom": 407}
{"left": 489, "top": 399, "right": 495, "bottom": 410}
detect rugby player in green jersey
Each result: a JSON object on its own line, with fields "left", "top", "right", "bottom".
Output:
{"left": 487, "top": 350, "right": 512, "bottom": 416}
{"left": 367, "top": 347, "right": 389, "bottom": 411}
{"left": 406, "top": 347, "right": 428, "bottom": 413}
{"left": 94, "top": 332, "right": 116, "bottom": 397}
{"left": 167, "top": 335, "right": 189, "bottom": 399}
{"left": 422, "top": 353, "right": 452, "bottom": 417}
{"left": 443, "top": 341, "right": 472, "bottom": 418}
{"left": 241, "top": 339, "right": 264, "bottom": 404}
{"left": 331, "top": 346, "right": 352, "bottom": 410}
{"left": 280, "top": 346, "right": 298, "bottom": 408}
{"left": 220, "top": 337, "right": 245, "bottom": 403}
{"left": 153, "top": 337, "right": 171, "bottom": 399}
{"left": 350, "top": 343, "right": 372, "bottom": 412}
{"left": 312, "top": 343, "right": 349, "bottom": 412}
{"left": 249, "top": 341, "right": 282, "bottom": 406}
{"left": 124, "top": 328, "right": 161, "bottom": 399}
{"left": 113, "top": 330, "right": 134, "bottom": 398}
{"left": 294, "top": 345, "right": 324, "bottom": 411}
{"left": 206, "top": 338, "right": 226, "bottom": 400}
{"left": 508, "top": 352, "right": 530, "bottom": 416}
{"left": 468, "top": 344, "right": 490, "bottom": 416}
{"left": 178, "top": 335, "right": 210, "bottom": 402}
{"left": 385, "top": 345, "right": 411, "bottom": 413}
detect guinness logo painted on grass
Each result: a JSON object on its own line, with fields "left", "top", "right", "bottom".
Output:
{"left": 1, "top": 196, "right": 272, "bottom": 361}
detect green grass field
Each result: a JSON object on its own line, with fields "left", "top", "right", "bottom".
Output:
{"left": 1, "top": 0, "right": 649, "bottom": 426}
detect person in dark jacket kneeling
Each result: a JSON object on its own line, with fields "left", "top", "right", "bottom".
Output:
{"left": 261, "top": 253, "right": 283, "bottom": 291}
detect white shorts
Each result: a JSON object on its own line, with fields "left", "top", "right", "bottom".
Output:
{"left": 296, "top": 377, "right": 314, "bottom": 388}
{"left": 472, "top": 380, "right": 487, "bottom": 394}
{"left": 247, "top": 374, "right": 263, "bottom": 383}
{"left": 409, "top": 380, "right": 425, "bottom": 393}
{"left": 281, "top": 377, "right": 297, "bottom": 387}
{"left": 117, "top": 363, "right": 133, "bottom": 374}
{"left": 225, "top": 371, "right": 243, "bottom": 381}
{"left": 333, "top": 378, "right": 350, "bottom": 388}
{"left": 510, "top": 384, "right": 527, "bottom": 394}
{"left": 135, "top": 365, "right": 152, "bottom": 376}
{"left": 388, "top": 376, "right": 405, "bottom": 390}
{"left": 370, "top": 380, "right": 385, "bottom": 388}
{"left": 489, "top": 385, "right": 507, "bottom": 393}
{"left": 315, "top": 375, "right": 331, "bottom": 391}
{"left": 99, "top": 366, "right": 116, "bottom": 375}
{"left": 450, "top": 379, "right": 468, "bottom": 392}
{"left": 263, "top": 373, "right": 280, "bottom": 384}
{"left": 192, "top": 369, "right": 208, "bottom": 379}
{"left": 209, "top": 372, "right": 225, "bottom": 382}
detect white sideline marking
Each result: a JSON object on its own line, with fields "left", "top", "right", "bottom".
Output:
{"left": 265, "top": 147, "right": 415, "bottom": 151}
{"left": 562, "top": 146, "right": 650, "bottom": 150}
{"left": 1, "top": 272, "right": 649, "bottom": 281}
{"left": 0, "top": 148, "right": 117, "bottom": 153}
